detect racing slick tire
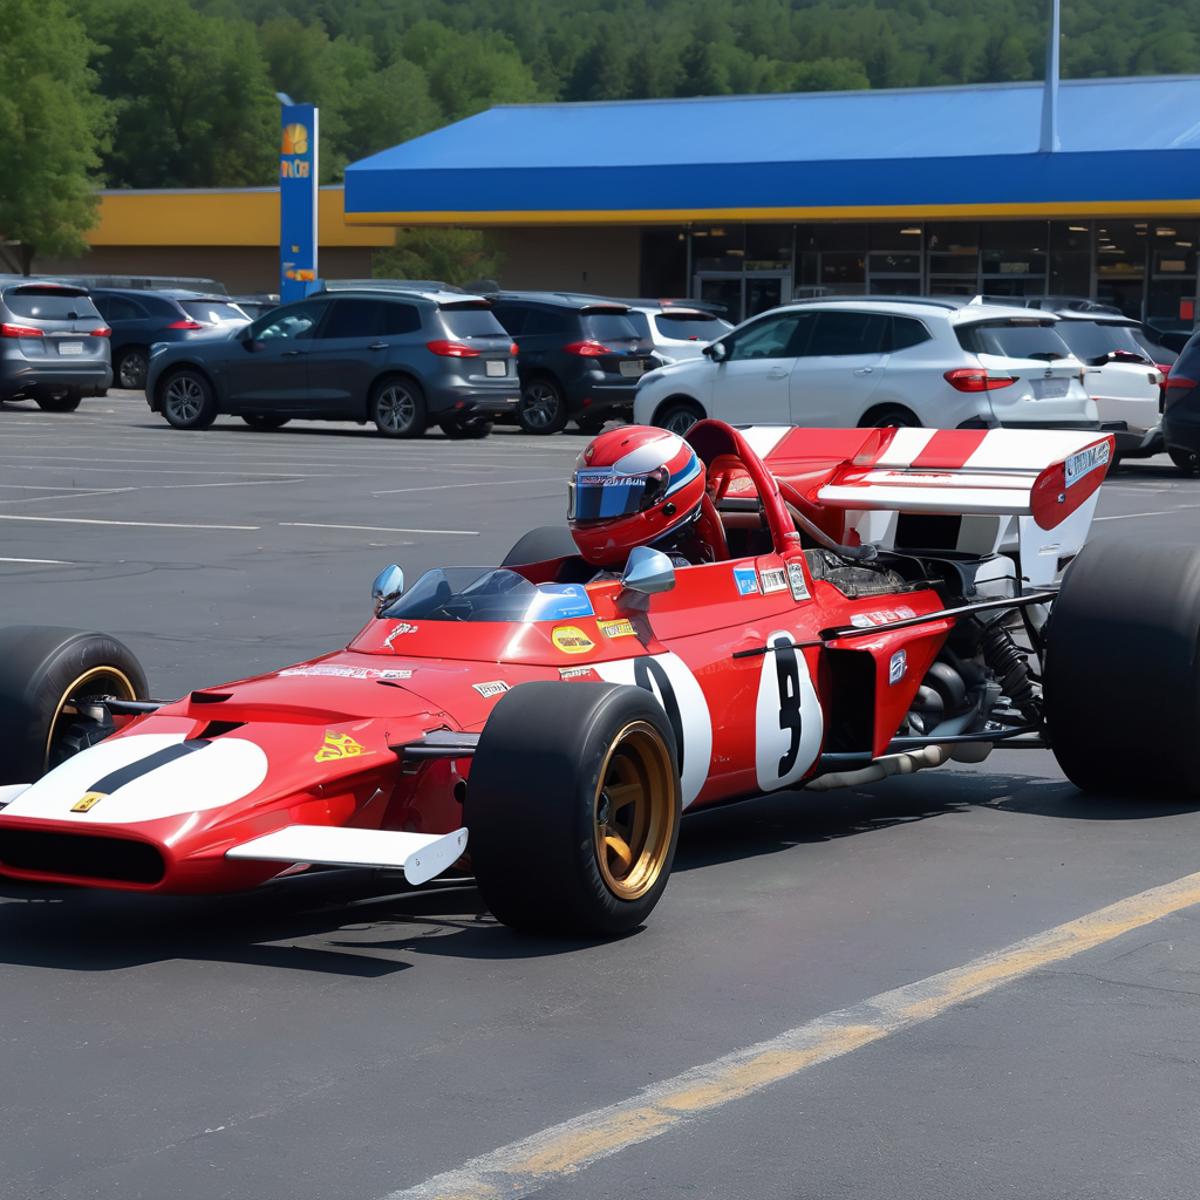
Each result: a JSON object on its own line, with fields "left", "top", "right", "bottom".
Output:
{"left": 371, "top": 376, "right": 427, "bottom": 438}
{"left": 161, "top": 368, "right": 217, "bottom": 430}
{"left": 0, "top": 626, "right": 148, "bottom": 785}
{"left": 518, "top": 377, "right": 568, "bottom": 435}
{"left": 34, "top": 388, "right": 82, "bottom": 413}
{"left": 466, "top": 682, "right": 682, "bottom": 937}
{"left": 242, "top": 414, "right": 290, "bottom": 431}
{"left": 1044, "top": 540, "right": 1200, "bottom": 797}
{"left": 439, "top": 418, "right": 493, "bottom": 440}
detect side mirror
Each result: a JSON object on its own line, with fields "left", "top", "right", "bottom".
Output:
{"left": 372, "top": 564, "right": 405, "bottom": 616}
{"left": 704, "top": 341, "right": 728, "bottom": 362}
{"left": 618, "top": 546, "right": 675, "bottom": 610}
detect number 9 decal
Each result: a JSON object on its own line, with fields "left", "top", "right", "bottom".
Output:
{"left": 754, "top": 631, "right": 823, "bottom": 792}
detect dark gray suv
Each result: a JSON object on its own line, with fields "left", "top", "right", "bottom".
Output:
{"left": 0, "top": 281, "right": 112, "bottom": 410}
{"left": 144, "top": 288, "right": 519, "bottom": 438}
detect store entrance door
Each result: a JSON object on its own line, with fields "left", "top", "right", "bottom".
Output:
{"left": 694, "top": 271, "right": 790, "bottom": 324}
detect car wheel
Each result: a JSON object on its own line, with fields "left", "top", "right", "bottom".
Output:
{"left": 1044, "top": 539, "right": 1200, "bottom": 797}
{"left": 371, "top": 377, "right": 426, "bottom": 438}
{"left": 0, "top": 626, "right": 147, "bottom": 785}
{"left": 466, "top": 681, "right": 681, "bottom": 937}
{"left": 654, "top": 399, "right": 704, "bottom": 436}
{"left": 439, "top": 418, "right": 493, "bottom": 440}
{"left": 1169, "top": 447, "right": 1200, "bottom": 476}
{"left": 161, "top": 369, "right": 217, "bottom": 430}
{"left": 518, "top": 378, "right": 567, "bottom": 435}
{"left": 116, "top": 348, "right": 149, "bottom": 390}
{"left": 860, "top": 406, "right": 921, "bottom": 429}
{"left": 34, "top": 388, "right": 82, "bottom": 413}
{"left": 574, "top": 415, "right": 607, "bottom": 435}
{"left": 242, "top": 415, "right": 290, "bottom": 431}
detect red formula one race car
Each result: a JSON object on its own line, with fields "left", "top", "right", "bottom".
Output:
{"left": 1, "top": 421, "right": 1196, "bottom": 936}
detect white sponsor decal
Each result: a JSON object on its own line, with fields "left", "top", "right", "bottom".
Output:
{"left": 787, "top": 562, "right": 810, "bottom": 601}
{"left": 754, "top": 631, "right": 823, "bottom": 792}
{"left": 849, "top": 606, "right": 918, "bottom": 629}
{"left": 1064, "top": 442, "right": 1110, "bottom": 487}
{"left": 559, "top": 666, "right": 600, "bottom": 681}
{"left": 889, "top": 649, "right": 907, "bottom": 685}
{"left": 472, "top": 680, "right": 510, "bottom": 699}
{"left": 384, "top": 623, "right": 418, "bottom": 646}
{"left": 759, "top": 566, "right": 788, "bottom": 594}
{"left": 280, "top": 665, "right": 413, "bottom": 680}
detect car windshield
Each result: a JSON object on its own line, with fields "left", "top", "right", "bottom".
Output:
{"left": 4, "top": 288, "right": 100, "bottom": 321}
{"left": 1055, "top": 320, "right": 1150, "bottom": 364}
{"left": 181, "top": 300, "right": 249, "bottom": 324}
{"left": 440, "top": 304, "right": 509, "bottom": 339}
{"left": 581, "top": 311, "right": 640, "bottom": 341}
{"left": 654, "top": 312, "right": 731, "bottom": 342}
{"left": 960, "top": 320, "right": 1074, "bottom": 361}
{"left": 380, "top": 567, "right": 595, "bottom": 623}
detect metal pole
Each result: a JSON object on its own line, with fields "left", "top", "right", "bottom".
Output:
{"left": 1039, "top": 0, "right": 1061, "bottom": 153}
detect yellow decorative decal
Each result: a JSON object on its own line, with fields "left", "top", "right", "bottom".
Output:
{"left": 597, "top": 618, "right": 636, "bottom": 640}
{"left": 552, "top": 625, "right": 596, "bottom": 655}
{"left": 315, "top": 731, "right": 366, "bottom": 762}
{"left": 71, "top": 791, "right": 105, "bottom": 813}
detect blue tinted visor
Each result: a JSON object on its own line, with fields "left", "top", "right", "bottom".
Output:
{"left": 569, "top": 466, "right": 665, "bottom": 522}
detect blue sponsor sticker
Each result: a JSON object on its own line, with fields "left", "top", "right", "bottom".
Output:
{"left": 733, "top": 565, "right": 760, "bottom": 596}
{"left": 537, "top": 583, "right": 595, "bottom": 619}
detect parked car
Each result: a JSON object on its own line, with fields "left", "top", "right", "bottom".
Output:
{"left": 620, "top": 301, "right": 733, "bottom": 364}
{"left": 634, "top": 298, "right": 1096, "bottom": 435}
{"left": 228, "top": 294, "right": 280, "bottom": 321}
{"left": 1161, "top": 330, "right": 1200, "bottom": 475}
{"left": 90, "top": 288, "right": 251, "bottom": 390}
{"left": 144, "top": 287, "right": 518, "bottom": 438}
{"left": 487, "top": 292, "right": 657, "bottom": 434}
{"left": 0, "top": 279, "right": 111, "bottom": 411}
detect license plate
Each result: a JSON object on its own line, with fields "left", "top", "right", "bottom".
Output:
{"left": 619, "top": 359, "right": 645, "bottom": 378}
{"left": 58, "top": 341, "right": 84, "bottom": 356}
{"left": 485, "top": 360, "right": 506, "bottom": 377}
{"left": 1032, "top": 377, "right": 1069, "bottom": 399}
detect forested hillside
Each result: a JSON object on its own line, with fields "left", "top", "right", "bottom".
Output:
{"left": 54, "top": 0, "right": 1200, "bottom": 189}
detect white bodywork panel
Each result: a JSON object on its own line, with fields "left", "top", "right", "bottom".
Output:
{"left": 227, "top": 825, "right": 468, "bottom": 887}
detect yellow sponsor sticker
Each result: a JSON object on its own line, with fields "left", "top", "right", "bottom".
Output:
{"left": 71, "top": 791, "right": 105, "bottom": 813}
{"left": 551, "top": 625, "right": 596, "bottom": 655}
{"left": 314, "top": 731, "right": 366, "bottom": 762}
{"left": 597, "top": 618, "right": 636, "bottom": 640}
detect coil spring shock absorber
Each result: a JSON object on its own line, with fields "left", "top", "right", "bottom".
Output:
{"left": 981, "top": 620, "right": 1040, "bottom": 722}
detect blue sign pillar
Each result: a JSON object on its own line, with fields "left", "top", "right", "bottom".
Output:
{"left": 279, "top": 102, "right": 319, "bottom": 303}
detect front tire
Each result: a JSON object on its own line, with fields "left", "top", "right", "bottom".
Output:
{"left": 0, "top": 626, "right": 147, "bottom": 784}
{"left": 1044, "top": 540, "right": 1200, "bottom": 796}
{"left": 860, "top": 405, "right": 921, "bottom": 429}
{"left": 371, "top": 377, "right": 426, "bottom": 438}
{"left": 439, "top": 418, "right": 493, "bottom": 440}
{"left": 1169, "top": 447, "right": 1200, "bottom": 476}
{"left": 242, "top": 414, "right": 290, "bottom": 431}
{"left": 116, "top": 348, "right": 149, "bottom": 391}
{"left": 466, "top": 682, "right": 681, "bottom": 936}
{"left": 654, "top": 398, "right": 704, "bottom": 436}
{"left": 518, "top": 377, "right": 567, "bottom": 434}
{"left": 161, "top": 369, "right": 217, "bottom": 429}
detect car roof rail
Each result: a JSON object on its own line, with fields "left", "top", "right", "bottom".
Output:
{"left": 782, "top": 294, "right": 963, "bottom": 311}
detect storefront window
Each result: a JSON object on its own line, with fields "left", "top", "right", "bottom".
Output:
{"left": 1095, "top": 220, "right": 1147, "bottom": 317}
{"left": 639, "top": 227, "right": 687, "bottom": 298}
{"left": 691, "top": 225, "right": 746, "bottom": 272}
{"left": 1049, "top": 222, "right": 1091, "bottom": 295}
{"left": 745, "top": 225, "right": 792, "bottom": 270}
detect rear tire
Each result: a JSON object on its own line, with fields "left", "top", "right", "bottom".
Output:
{"left": 518, "top": 377, "right": 567, "bottom": 435}
{"left": 654, "top": 399, "right": 704, "bottom": 436}
{"left": 439, "top": 418, "right": 493, "bottom": 440}
{"left": 0, "top": 626, "right": 147, "bottom": 785}
{"left": 466, "top": 682, "right": 681, "bottom": 936}
{"left": 161, "top": 368, "right": 217, "bottom": 429}
{"left": 116, "top": 348, "right": 149, "bottom": 391}
{"left": 1044, "top": 540, "right": 1200, "bottom": 796}
{"left": 1169, "top": 447, "right": 1200, "bottom": 476}
{"left": 242, "top": 414, "right": 289, "bottom": 431}
{"left": 860, "top": 406, "right": 921, "bottom": 429}
{"left": 371, "top": 377, "right": 426, "bottom": 438}
{"left": 34, "top": 388, "right": 82, "bottom": 413}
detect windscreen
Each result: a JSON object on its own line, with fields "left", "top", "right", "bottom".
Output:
{"left": 440, "top": 305, "right": 509, "bottom": 338}
{"left": 624, "top": 311, "right": 652, "bottom": 339}
{"left": 654, "top": 312, "right": 730, "bottom": 342}
{"left": 181, "top": 300, "right": 249, "bottom": 324}
{"left": 4, "top": 288, "right": 100, "bottom": 321}
{"left": 581, "top": 311, "right": 641, "bottom": 342}
{"left": 960, "top": 320, "right": 1073, "bottom": 361}
{"left": 1130, "top": 328, "right": 1177, "bottom": 365}
{"left": 1055, "top": 320, "right": 1149, "bottom": 364}
{"left": 380, "top": 567, "right": 595, "bottom": 623}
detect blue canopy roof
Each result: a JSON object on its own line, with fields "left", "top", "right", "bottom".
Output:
{"left": 344, "top": 76, "right": 1200, "bottom": 224}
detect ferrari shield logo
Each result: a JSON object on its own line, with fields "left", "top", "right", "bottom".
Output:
{"left": 314, "top": 731, "right": 366, "bottom": 762}
{"left": 71, "top": 791, "right": 105, "bottom": 813}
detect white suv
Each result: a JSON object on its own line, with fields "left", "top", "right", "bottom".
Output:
{"left": 633, "top": 298, "right": 1097, "bottom": 435}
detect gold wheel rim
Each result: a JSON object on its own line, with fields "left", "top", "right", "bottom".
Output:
{"left": 593, "top": 721, "right": 678, "bottom": 902}
{"left": 44, "top": 665, "right": 136, "bottom": 772}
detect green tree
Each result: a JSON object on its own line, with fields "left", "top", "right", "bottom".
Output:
{"left": 0, "top": 0, "right": 110, "bottom": 273}
{"left": 373, "top": 228, "right": 505, "bottom": 288}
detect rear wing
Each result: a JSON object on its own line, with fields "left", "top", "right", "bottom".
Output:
{"left": 742, "top": 426, "right": 1115, "bottom": 586}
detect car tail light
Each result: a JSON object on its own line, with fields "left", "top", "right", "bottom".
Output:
{"left": 944, "top": 368, "right": 1018, "bottom": 392}
{"left": 90, "top": 326, "right": 111, "bottom": 337}
{"left": 565, "top": 340, "right": 610, "bottom": 356}
{"left": 509, "top": 342, "right": 519, "bottom": 355}
{"left": 1164, "top": 375, "right": 1198, "bottom": 390}
{"left": 0, "top": 322, "right": 44, "bottom": 338}
{"left": 166, "top": 319, "right": 204, "bottom": 330}
{"left": 426, "top": 339, "right": 480, "bottom": 357}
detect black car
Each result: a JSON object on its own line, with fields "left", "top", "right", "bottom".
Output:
{"left": 90, "top": 288, "right": 250, "bottom": 390}
{"left": 143, "top": 287, "right": 518, "bottom": 438}
{"left": 486, "top": 292, "right": 656, "bottom": 434}
{"left": 1162, "top": 331, "right": 1200, "bottom": 475}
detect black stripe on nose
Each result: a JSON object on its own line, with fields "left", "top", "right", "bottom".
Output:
{"left": 88, "top": 739, "right": 211, "bottom": 796}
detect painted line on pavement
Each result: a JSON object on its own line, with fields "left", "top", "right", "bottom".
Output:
{"left": 280, "top": 521, "right": 479, "bottom": 536}
{"left": 384, "top": 868, "right": 1200, "bottom": 1200}
{"left": 1095, "top": 504, "right": 1200, "bottom": 521}
{"left": 0, "top": 514, "right": 260, "bottom": 531}
{"left": 0, "top": 557, "right": 74, "bottom": 565}
{"left": 372, "top": 476, "right": 564, "bottom": 496}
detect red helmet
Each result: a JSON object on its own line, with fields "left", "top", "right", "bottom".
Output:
{"left": 568, "top": 426, "right": 706, "bottom": 568}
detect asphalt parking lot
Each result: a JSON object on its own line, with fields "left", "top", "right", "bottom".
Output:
{"left": 3, "top": 392, "right": 1200, "bottom": 1200}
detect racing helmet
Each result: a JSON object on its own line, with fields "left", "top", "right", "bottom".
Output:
{"left": 568, "top": 425, "right": 706, "bottom": 568}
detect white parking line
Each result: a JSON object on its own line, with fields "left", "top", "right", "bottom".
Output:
{"left": 1095, "top": 504, "right": 1200, "bottom": 521}
{"left": 280, "top": 521, "right": 479, "bottom": 536}
{"left": 372, "top": 476, "right": 564, "bottom": 496}
{"left": 0, "top": 557, "right": 74, "bottom": 565}
{"left": 0, "top": 514, "right": 260, "bottom": 530}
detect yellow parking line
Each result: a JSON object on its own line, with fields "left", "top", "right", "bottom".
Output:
{"left": 385, "top": 868, "right": 1200, "bottom": 1200}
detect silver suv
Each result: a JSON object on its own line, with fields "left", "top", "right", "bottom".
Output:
{"left": 0, "top": 280, "right": 112, "bottom": 411}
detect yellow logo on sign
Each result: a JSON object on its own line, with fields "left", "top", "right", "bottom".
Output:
{"left": 315, "top": 731, "right": 366, "bottom": 762}
{"left": 71, "top": 791, "right": 105, "bottom": 813}
{"left": 281, "top": 123, "right": 308, "bottom": 155}
{"left": 597, "top": 618, "right": 636, "bottom": 640}
{"left": 552, "top": 625, "right": 596, "bottom": 655}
